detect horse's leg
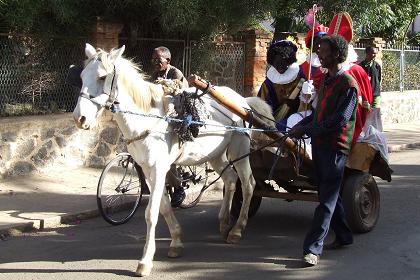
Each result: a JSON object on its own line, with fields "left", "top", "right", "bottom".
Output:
{"left": 136, "top": 164, "right": 168, "bottom": 277}
{"left": 225, "top": 134, "right": 255, "bottom": 244}
{"left": 159, "top": 191, "right": 183, "bottom": 258}
{"left": 208, "top": 154, "right": 238, "bottom": 239}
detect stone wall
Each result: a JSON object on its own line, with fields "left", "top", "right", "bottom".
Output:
{"left": 381, "top": 90, "right": 420, "bottom": 124}
{"left": 0, "top": 19, "right": 129, "bottom": 179}
{"left": 1, "top": 90, "right": 419, "bottom": 179}
{"left": 0, "top": 112, "right": 124, "bottom": 179}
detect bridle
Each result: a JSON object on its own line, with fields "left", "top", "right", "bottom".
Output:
{"left": 79, "top": 58, "right": 119, "bottom": 111}
{"left": 77, "top": 58, "right": 159, "bottom": 145}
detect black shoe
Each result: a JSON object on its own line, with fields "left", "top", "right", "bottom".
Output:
{"left": 171, "top": 187, "right": 186, "bottom": 208}
{"left": 324, "top": 239, "right": 352, "bottom": 250}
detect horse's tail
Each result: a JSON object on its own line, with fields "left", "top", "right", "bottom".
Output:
{"left": 245, "top": 96, "right": 276, "bottom": 144}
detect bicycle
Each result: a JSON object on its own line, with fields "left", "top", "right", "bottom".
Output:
{"left": 97, "top": 153, "right": 213, "bottom": 225}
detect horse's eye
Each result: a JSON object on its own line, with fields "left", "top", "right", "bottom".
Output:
{"left": 99, "top": 76, "right": 106, "bottom": 81}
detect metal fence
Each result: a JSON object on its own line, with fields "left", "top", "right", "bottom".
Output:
{"left": 1, "top": 35, "right": 245, "bottom": 117}
{"left": 188, "top": 41, "right": 245, "bottom": 94}
{"left": 120, "top": 38, "right": 245, "bottom": 94}
{"left": 354, "top": 43, "right": 420, "bottom": 92}
{"left": 0, "top": 34, "right": 86, "bottom": 117}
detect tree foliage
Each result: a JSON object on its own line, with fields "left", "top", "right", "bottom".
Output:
{"left": 0, "top": 0, "right": 419, "bottom": 43}
{"left": 271, "top": 0, "right": 420, "bottom": 43}
{"left": 0, "top": 0, "right": 271, "bottom": 39}
{"left": 356, "top": 0, "right": 420, "bottom": 42}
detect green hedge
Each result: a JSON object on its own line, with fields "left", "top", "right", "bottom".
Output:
{"left": 382, "top": 50, "right": 400, "bottom": 92}
{"left": 381, "top": 49, "right": 420, "bottom": 92}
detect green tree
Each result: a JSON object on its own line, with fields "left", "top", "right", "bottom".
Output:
{"left": 270, "top": 0, "right": 420, "bottom": 43}
{"left": 0, "top": 0, "right": 271, "bottom": 39}
{"left": 357, "top": 0, "right": 420, "bottom": 43}
{"left": 0, "top": 0, "right": 419, "bottom": 42}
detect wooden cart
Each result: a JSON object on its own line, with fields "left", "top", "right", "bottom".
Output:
{"left": 231, "top": 142, "right": 392, "bottom": 233}
{"left": 188, "top": 75, "right": 392, "bottom": 234}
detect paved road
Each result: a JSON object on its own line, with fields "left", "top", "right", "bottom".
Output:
{"left": 1, "top": 150, "right": 420, "bottom": 280}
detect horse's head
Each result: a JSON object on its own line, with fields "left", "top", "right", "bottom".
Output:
{"left": 72, "top": 43, "right": 125, "bottom": 130}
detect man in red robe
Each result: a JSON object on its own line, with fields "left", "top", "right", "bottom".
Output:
{"left": 346, "top": 59, "right": 373, "bottom": 144}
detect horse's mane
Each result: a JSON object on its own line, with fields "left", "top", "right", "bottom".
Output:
{"left": 96, "top": 49, "right": 164, "bottom": 112}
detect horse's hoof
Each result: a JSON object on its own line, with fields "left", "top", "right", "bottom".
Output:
{"left": 220, "top": 225, "right": 232, "bottom": 239}
{"left": 226, "top": 232, "right": 241, "bottom": 244}
{"left": 135, "top": 263, "right": 153, "bottom": 277}
{"left": 168, "top": 246, "right": 183, "bottom": 258}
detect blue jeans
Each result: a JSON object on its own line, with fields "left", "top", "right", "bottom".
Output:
{"left": 303, "top": 148, "right": 353, "bottom": 256}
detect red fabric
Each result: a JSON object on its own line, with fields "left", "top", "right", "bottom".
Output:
{"left": 305, "top": 24, "right": 330, "bottom": 47}
{"left": 327, "top": 12, "right": 353, "bottom": 43}
{"left": 300, "top": 61, "right": 324, "bottom": 89}
{"left": 347, "top": 63, "right": 373, "bottom": 145}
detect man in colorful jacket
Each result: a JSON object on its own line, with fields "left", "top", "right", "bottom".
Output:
{"left": 288, "top": 35, "right": 358, "bottom": 266}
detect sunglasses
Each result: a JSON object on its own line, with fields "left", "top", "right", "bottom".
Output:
{"left": 151, "top": 58, "right": 168, "bottom": 65}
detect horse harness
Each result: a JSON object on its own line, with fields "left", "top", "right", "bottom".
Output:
{"left": 79, "top": 57, "right": 119, "bottom": 110}
{"left": 77, "top": 58, "right": 245, "bottom": 146}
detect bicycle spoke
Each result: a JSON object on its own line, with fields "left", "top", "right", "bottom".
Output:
{"left": 97, "top": 154, "right": 145, "bottom": 225}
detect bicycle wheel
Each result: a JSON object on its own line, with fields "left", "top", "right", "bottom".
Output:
{"left": 97, "top": 153, "right": 146, "bottom": 225}
{"left": 179, "top": 163, "right": 214, "bottom": 209}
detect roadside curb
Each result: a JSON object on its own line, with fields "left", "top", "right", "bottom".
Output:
{"left": 0, "top": 208, "right": 100, "bottom": 238}
{"left": 0, "top": 185, "right": 218, "bottom": 238}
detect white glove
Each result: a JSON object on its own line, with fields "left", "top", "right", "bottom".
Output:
{"left": 299, "top": 80, "right": 315, "bottom": 104}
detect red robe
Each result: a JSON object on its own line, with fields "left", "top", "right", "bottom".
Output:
{"left": 346, "top": 63, "right": 373, "bottom": 145}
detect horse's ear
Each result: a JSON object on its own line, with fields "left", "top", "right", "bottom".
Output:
{"left": 85, "top": 43, "right": 97, "bottom": 59}
{"left": 109, "top": 45, "right": 125, "bottom": 62}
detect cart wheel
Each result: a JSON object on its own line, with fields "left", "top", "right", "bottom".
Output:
{"left": 230, "top": 179, "right": 262, "bottom": 219}
{"left": 97, "top": 153, "right": 147, "bottom": 225}
{"left": 342, "top": 171, "right": 380, "bottom": 233}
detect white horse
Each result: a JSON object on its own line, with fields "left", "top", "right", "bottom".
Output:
{"left": 73, "top": 43, "right": 274, "bottom": 276}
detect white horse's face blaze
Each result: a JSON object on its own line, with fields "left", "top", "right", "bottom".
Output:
{"left": 73, "top": 61, "right": 104, "bottom": 129}
{"left": 72, "top": 43, "right": 124, "bottom": 130}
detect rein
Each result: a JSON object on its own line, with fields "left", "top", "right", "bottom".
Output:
{"left": 180, "top": 133, "right": 291, "bottom": 208}
{"left": 110, "top": 107, "right": 277, "bottom": 134}
{"left": 80, "top": 60, "right": 277, "bottom": 145}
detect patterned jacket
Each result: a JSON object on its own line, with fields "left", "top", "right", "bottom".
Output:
{"left": 299, "top": 70, "right": 359, "bottom": 155}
